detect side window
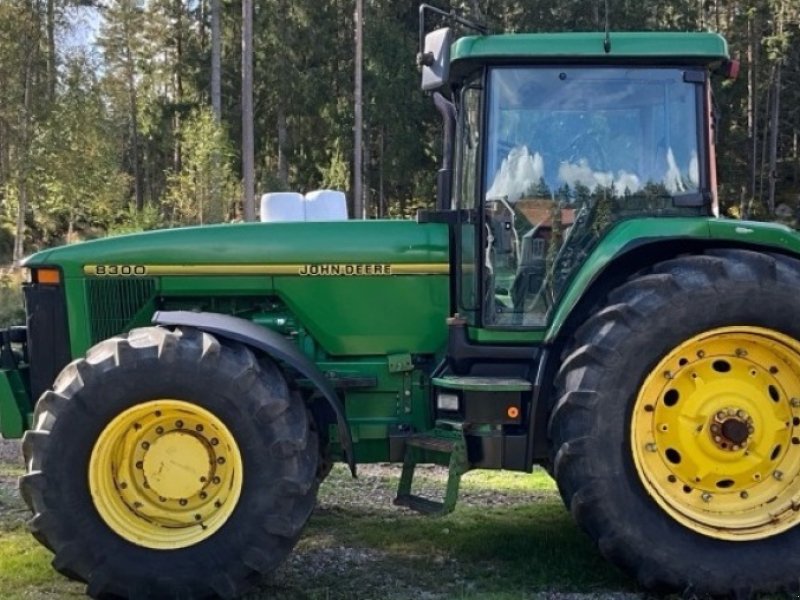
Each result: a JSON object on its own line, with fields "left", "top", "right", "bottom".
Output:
{"left": 456, "top": 81, "right": 482, "bottom": 314}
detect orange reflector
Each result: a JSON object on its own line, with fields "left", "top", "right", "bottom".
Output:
{"left": 507, "top": 406, "right": 520, "bottom": 419}
{"left": 34, "top": 268, "right": 61, "bottom": 285}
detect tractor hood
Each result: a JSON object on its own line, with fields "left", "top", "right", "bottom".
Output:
{"left": 24, "top": 220, "right": 450, "bottom": 278}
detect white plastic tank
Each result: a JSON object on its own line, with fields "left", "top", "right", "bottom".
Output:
{"left": 304, "top": 189, "right": 348, "bottom": 221}
{"left": 259, "top": 192, "right": 305, "bottom": 222}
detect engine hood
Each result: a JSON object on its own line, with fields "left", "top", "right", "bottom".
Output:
{"left": 24, "top": 220, "right": 450, "bottom": 278}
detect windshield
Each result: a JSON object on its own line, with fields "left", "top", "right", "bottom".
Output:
{"left": 481, "top": 67, "right": 704, "bottom": 327}
{"left": 486, "top": 67, "right": 700, "bottom": 202}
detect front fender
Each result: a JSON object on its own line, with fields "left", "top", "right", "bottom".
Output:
{"left": 152, "top": 310, "right": 355, "bottom": 475}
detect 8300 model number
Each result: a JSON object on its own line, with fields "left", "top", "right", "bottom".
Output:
{"left": 86, "top": 265, "right": 148, "bottom": 277}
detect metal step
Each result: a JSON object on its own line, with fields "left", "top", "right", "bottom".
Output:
{"left": 405, "top": 433, "right": 458, "bottom": 453}
{"left": 393, "top": 493, "right": 445, "bottom": 515}
{"left": 394, "top": 430, "right": 469, "bottom": 516}
{"left": 432, "top": 375, "right": 532, "bottom": 392}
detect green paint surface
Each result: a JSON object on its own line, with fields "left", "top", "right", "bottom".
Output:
{"left": 0, "top": 368, "right": 30, "bottom": 438}
{"left": 451, "top": 31, "right": 729, "bottom": 63}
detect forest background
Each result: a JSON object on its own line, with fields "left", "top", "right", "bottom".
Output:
{"left": 0, "top": 0, "right": 798, "bottom": 267}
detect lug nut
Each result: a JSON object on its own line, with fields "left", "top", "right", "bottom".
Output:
{"left": 196, "top": 424, "right": 204, "bottom": 432}
{"left": 199, "top": 491, "right": 207, "bottom": 499}
{"left": 136, "top": 461, "right": 144, "bottom": 469}
{"left": 664, "top": 371, "right": 673, "bottom": 380}
{"left": 735, "top": 348, "right": 747, "bottom": 357}
{"left": 701, "top": 492, "right": 712, "bottom": 502}
{"left": 645, "top": 443, "right": 657, "bottom": 452}
{"left": 697, "top": 350, "right": 705, "bottom": 358}
{"left": 155, "top": 426, "right": 164, "bottom": 435}
{"left": 210, "top": 438, "right": 219, "bottom": 446}
{"left": 141, "top": 441, "right": 150, "bottom": 450}
{"left": 179, "top": 499, "right": 188, "bottom": 506}
{"left": 194, "top": 514, "right": 202, "bottom": 521}
{"left": 175, "top": 420, "right": 184, "bottom": 429}
{"left": 774, "top": 471, "right": 784, "bottom": 481}
{"left": 717, "top": 411, "right": 726, "bottom": 420}
{"left": 217, "top": 456, "right": 226, "bottom": 464}
{"left": 212, "top": 476, "right": 221, "bottom": 484}
{"left": 740, "top": 491, "right": 749, "bottom": 499}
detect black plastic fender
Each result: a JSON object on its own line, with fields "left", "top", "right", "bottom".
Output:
{"left": 152, "top": 310, "right": 356, "bottom": 475}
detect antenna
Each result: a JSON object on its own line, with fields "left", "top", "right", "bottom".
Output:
{"left": 603, "top": 0, "right": 611, "bottom": 53}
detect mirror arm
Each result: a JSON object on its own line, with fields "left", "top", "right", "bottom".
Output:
{"left": 418, "top": 3, "right": 488, "bottom": 58}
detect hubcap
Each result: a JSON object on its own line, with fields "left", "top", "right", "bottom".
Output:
{"left": 89, "top": 400, "right": 243, "bottom": 549}
{"left": 631, "top": 327, "right": 800, "bottom": 540}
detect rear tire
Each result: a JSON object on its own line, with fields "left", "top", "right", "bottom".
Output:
{"left": 549, "top": 249, "right": 800, "bottom": 596}
{"left": 20, "top": 326, "right": 318, "bottom": 599}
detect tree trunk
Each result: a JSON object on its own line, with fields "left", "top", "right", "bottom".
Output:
{"left": 747, "top": 12, "right": 758, "bottom": 210}
{"left": 174, "top": 0, "right": 184, "bottom": 173}
{"left": 211, "top": 0, "right": 221, "bottom": 120}
{"left": 122, "top": 12, "right": 144, "bottom": 211}
{"left": 242, "top": 0, "right": 255, "bottom": 221}
{"left": 353, "top": 0, "right": 363, "bottom": 219}
{"left": 378, "top": 125, "right": 385, "bottom": 218}
{"left": 767, "top": 62, "right": 781, "bottom": 216}
{"left": 277, "top": 105, "right": 289, "bottom": 188}
{"left": 46, "top": 0, "right": 56, "bottom": 102}
{"left": 14, "top": 41, "right": 36, "bottom": 263}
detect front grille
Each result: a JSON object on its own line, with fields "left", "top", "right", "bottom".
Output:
{"left": 86, "top": 278, "right": 157, "bottom": 344}
{"left": 24, "top": 283, "right": 71, "bottom": 402}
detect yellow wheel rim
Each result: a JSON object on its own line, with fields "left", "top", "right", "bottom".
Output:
{"left": 632, "top": 326, "right": 800, "bottom": 541}
{"left": 89, "top": 400, "right": 243, "bottom": 549}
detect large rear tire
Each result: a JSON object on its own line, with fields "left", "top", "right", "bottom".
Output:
{"left": 20, "top": 326, "right": 318, "bottom": 599}
{"left": 550, "top": 249, "right": 800, "bottom": 596}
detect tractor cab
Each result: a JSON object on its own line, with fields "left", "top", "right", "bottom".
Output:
{"left": 419, "top": 10, "right": 735, "bottom": 332}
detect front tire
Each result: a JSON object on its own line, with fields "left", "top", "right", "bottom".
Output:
{"left": 550, "top": 249, "right": 800, "bottom": 596}
{"left": 20, "top": 326, "right": 318, "bottom": 599}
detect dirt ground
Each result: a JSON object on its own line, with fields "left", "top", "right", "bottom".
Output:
{"left": 0, "top": 437, "right": 646, "bottom": 600}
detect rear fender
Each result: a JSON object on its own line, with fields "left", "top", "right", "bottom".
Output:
{"left": 152, "top": 310, "right": 355, "bottom": 475}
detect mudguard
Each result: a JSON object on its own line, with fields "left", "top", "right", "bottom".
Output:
{"left": 152, "top": 310, "right": 356, "bottom": 475}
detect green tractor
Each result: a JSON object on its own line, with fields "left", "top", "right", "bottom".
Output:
{"left": 4, "top": 5, "right": 800, "bottom": 598}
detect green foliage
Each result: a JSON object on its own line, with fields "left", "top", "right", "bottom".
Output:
{"left": 31, "top": 54, "right": 129, "bottom": 244}
{"left": 107, "top": 204, "right": 165, "bottom": 236}
{"left": 0, "top": 0, "right": 799, "bottom": 259}
{"left": 0, "top": 271, "right": 25, "bottom": 327}
{"left": 319, "top": 138, "right": 351, "bottom": 192}
{"left": 163, "top": 107, "right": 239, "bottom": 225}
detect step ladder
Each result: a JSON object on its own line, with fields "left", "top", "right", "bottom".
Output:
{"left": 393, "top": 428, "right": 469, "bottom": 515}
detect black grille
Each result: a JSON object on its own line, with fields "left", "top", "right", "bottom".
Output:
{"left": 24, "top": 283, "right": 71, "bottom": 403}
{"left": 86, "top": 278, "right": 157, "bottom": 344}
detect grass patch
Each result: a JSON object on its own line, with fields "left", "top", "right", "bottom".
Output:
{"left": 1, "top": 451, "right": 636, "bottom": 599}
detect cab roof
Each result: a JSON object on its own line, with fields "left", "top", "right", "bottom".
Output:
{"left": 451, "top": 31, "right": 729, "bottom": 66}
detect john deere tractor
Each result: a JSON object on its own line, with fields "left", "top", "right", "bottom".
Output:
{"left": 5, "top": 5, "right": 800, "bottom": 598}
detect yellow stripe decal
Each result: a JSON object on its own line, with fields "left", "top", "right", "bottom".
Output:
{"left": 83, "top": 263, "right": 450, "bottom": 277}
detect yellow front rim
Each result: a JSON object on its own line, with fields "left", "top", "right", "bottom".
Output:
{"left": 632, "top": 326, "right": 800, "bottom": 541}
{"left": 89, "top": 400, "right": 243, "bottom": 549}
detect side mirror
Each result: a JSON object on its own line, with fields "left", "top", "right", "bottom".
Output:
{"left": 419, "top": 27, "right": 452, "bottom": 91}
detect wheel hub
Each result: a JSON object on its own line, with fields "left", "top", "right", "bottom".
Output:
{"left": 631, "top": 327, "right": 800, "bottom": 541}
{"left": 710, "top": 408, "right": 753, "bottom": 451}
{"left": 89, "top": 400, "right": 243, "bottom": 549}
{"left": 142, "top": 431, "right": 211, "bottom": 500}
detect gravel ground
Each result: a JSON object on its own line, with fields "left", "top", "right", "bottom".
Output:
{"left": 0, "top": 437, "right": 645, "bottom": 600}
